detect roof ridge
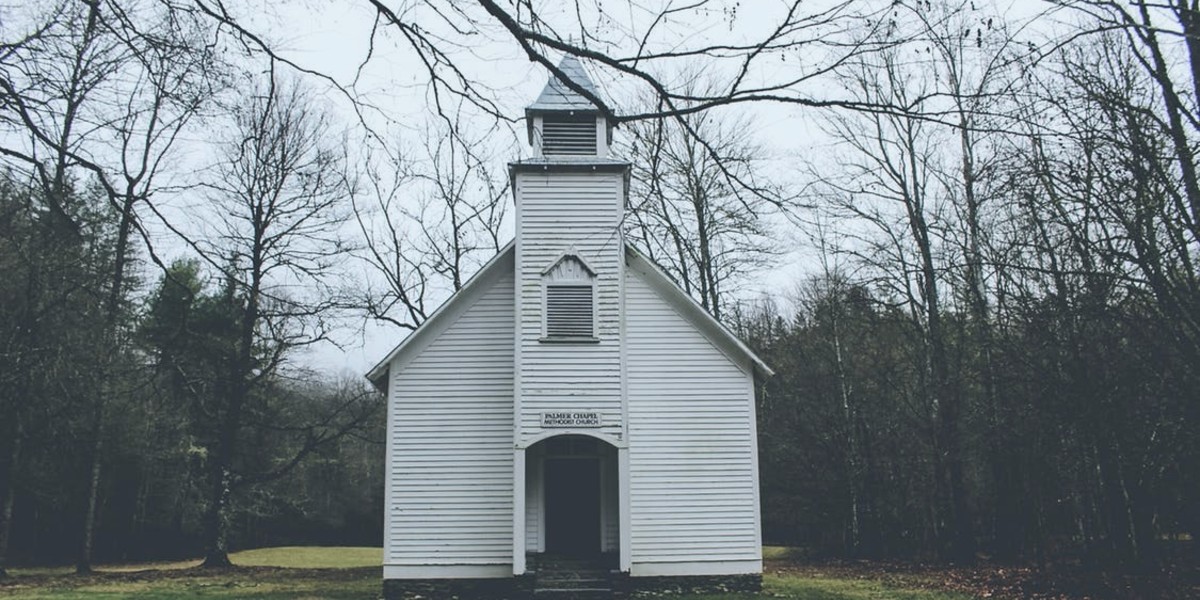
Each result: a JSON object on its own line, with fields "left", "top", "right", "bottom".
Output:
{"left": 527, "top": 55, "right": 602, "bottom": 112}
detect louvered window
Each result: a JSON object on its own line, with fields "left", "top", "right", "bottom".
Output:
{"left": 545, "top": 284, "right": 594, "bottom": 338}
{"left": 542, "top": 114, "right": 597, "bottom": 156}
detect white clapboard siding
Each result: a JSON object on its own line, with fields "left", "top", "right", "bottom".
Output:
{"left": 625, "top": 267, "right": 761, "bottom": 566}
{"left": 516, "top": 171, "right": 624, "bottom": 441}
{"left": 386, "top": 271, "right": 515, "bottom": 568}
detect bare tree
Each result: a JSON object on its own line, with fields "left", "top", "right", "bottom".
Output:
{"left": 903, "top": 0, "right": 1029, "bottom": 560}
{"left": 816, "top": 38, "right": 975, "bottom": 560}
{"left": 75, "top": 6, "right": 220, "bottom": 573}
{"left": 353, "top": 114, "right": 510, "bottom": 331}
{"left": 196, "top": 76, "right": 361, "bottom": 567}
{"left": 181, "top": 1, "right": 894, "bottom": 118}
{"left": 802, "top": 217, "right": 872, "bottom": 556}
{"left": 998, "top": 24, "right": 1200, "bottom": 564}
{"left": 1050, "top": 0, "right": 1200, "bottom": 359}
{"left": 623, "top": 82, "right": 777, "bottom": 320}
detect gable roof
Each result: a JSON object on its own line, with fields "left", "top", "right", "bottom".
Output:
{"left": 527, "top": 55, "right": 601, "bottom": 113}
{"left": 366, "top": 241, "right": 774, "bottom": 390}
{"left": 366, "top": 243, "right": 515, "bottom": 390}
{"left": 624, "top": 245, "right": 774, "bottom": 378}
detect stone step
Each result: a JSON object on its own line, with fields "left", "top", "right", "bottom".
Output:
{"left": 535, "top": 562, "right": 610, "bottom": 571}
{"left": 533, "top": 589, "right": 613, "bottom": 600}
{"left": 536, "top": 578, "right": 608, "bottom": 589}
{"left": 538, "top": 572, "right": 609, "bottom": 580}
{"left": 530, "top": 553, "right": 617, "bottom": 598}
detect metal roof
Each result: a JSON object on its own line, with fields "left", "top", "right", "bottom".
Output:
{"left": 527, "top": 55, "right": 601, "bottom": 112}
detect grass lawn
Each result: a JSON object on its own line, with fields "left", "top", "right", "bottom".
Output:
{"left": 0, "top": 547, "right": 975, "bottom": 599}
{"left": 687, "top": 573, "right": 975, "bottom": 600}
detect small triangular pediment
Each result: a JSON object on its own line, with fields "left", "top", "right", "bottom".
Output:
{"left": 542, "top": 253, "right": 595, "bottom": 281}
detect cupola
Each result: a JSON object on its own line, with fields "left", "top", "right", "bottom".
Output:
{"left": 526, "top": 56, "right": 613, "bottom": 159}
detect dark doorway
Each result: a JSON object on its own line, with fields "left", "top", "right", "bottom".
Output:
{"left": 544, "top": 456, "right": 601, "bottom": 556}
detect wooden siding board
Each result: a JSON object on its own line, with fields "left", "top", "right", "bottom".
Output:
{"left": 385, "top": 271, "right": 516, "bottom": 567}
{"left": 625, "top": 267, "right": 761, "bottom": 566}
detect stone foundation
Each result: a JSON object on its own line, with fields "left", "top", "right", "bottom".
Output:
{"left": 383, "top": 575, "right": 533, "bottom": 599}
{"left": 384, "top": 572, "right": 761, "bottom": 599}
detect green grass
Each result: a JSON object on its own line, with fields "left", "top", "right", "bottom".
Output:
{"left": 0, "top": 571, "right": 379, "bottom": 599}
{"left": 0, "top": 547, "right": 972, "bottom": 599}
{"left": 0, "top": 548, "right": 380, "bottom": 599}
{"left": 683, "top": 573, "right": 973, "bottom": 599}
{"left": 3, "top": 546, "right": 381, "bottom": 578}
{"left": 225, "top": 547, "right": 380, "bottom": 569}
{"left": 762, "top": 545, "right": 810, "bottom": 560}
{"left": 7, "top": 561, "right": 199, "bottom": 579}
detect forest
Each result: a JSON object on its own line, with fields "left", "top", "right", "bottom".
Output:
{"left": 1, "top": 0, "right": 1197, "bottom": 586}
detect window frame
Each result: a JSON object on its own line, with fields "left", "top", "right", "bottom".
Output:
{"left": 540, "top": 254, "right": 599, "bottom": 343}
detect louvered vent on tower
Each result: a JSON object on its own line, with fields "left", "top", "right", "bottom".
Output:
{"left": 542, "top": 114, "right": 597, "bottom": 156}
{"left": 545, "top": 285, "right": 594, "bottom": 337}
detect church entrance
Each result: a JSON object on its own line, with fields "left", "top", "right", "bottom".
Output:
{"left": 529, "top": 435, "right": 617, "bottom": 559}
{"left": 545, "top": 455, "right": 600, "bottom": 555}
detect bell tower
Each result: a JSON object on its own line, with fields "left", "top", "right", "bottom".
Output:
{"left": 525, "top": 56, "right": 614, "bottom": 159}
{"left": 510, "top": 56, "right": 631, "bottom": 574}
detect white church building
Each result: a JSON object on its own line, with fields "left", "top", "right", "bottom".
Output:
{"left": 368, "top": 57, "right": 772, "bottom": 599}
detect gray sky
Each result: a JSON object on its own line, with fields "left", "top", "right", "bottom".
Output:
{"left": 167, "top": 0, "right": 1061, "bottom": 377}
{"left": 257, "top": 0, "right": 824, "bottom": 376}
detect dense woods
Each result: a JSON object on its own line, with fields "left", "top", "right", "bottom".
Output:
{"left": 734, "top": 2, "right": 1200, "bottom": 569}
{"left": 0, "top": 0, "right": 1197, "bottom": 586}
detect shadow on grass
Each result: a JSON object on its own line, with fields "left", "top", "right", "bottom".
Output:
{"left": 0, "top": 565, "right": 381, "bottom": 600}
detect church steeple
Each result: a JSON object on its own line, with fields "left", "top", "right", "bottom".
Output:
{"left": 526, "top": 56, "right": 613, "bottom": 159}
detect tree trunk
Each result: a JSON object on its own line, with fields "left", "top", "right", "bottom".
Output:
{"left": 201, "top": 344, "right": 248, "bottom": 568}
{"left": 75, "top": 404, "right": 104, "bottom": 574}
{"left": 901, "top": 120, "right": 974, "bottom": 563}
{"left": 76, "top": 186, "right": 137, "bottom": 574}
{"left": 0, "top": 420, "right": 22, "bottom": 579}
{"left": 200, "top": 461, "right": 234, "bottom": 568}
{"left": 201, "top": 243, "right": 262, "bottom": 568}
{"left": 1180, "top": 0, "right": 1200, "bottom": 110}
{"left": 957, "top": 111, "right": 1015, "bottom": 561}
{"left": 829, "top": 290, "right": 861, "bottom": 556}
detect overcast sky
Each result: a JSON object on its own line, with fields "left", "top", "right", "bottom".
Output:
{"left": 244, "top": 0, "right": 809, "bottom": 376}
{"left": 190, "top": 0, "right": 1058, "bottom": 377}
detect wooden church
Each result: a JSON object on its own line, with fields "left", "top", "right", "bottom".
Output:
{"left": 367, "top": 56, "right": 772, "bottom": 599}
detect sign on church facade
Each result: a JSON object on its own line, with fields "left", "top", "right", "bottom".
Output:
{"left": 541, "top": 411, "right": 601, "bottom": 428}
